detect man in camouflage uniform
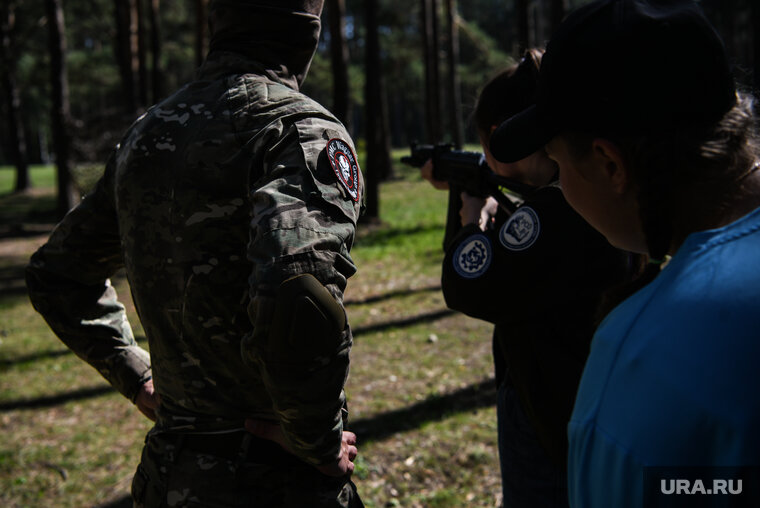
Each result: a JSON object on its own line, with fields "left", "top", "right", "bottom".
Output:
{"left": 26, "top": 1, "right": 364, "bottom": 506}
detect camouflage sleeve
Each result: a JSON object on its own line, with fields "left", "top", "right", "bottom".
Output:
{"left": 25, "top": 154, "right": 151, "bottom": 403}
{"left": 241, "top": 116, "right": 362, "bottom": 466}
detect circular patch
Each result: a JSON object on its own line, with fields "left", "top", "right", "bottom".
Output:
{"left": 499, "top": 206, "right": 540, "bottom": 251}
{"left": 326, "top": 138, "right": 360, "bottom": 202}
{"left": 453, "top": 233, "right": 492, "bottom": 279}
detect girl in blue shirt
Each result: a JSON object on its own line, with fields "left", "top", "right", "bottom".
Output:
{"left": 489, "top": 0, "right": 760, "bottom": 506}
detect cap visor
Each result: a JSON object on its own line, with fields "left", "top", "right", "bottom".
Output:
{"left": 489, "top": 104, "right": 555, "bottom": 163}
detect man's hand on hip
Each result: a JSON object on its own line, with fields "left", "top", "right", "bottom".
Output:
{"left": 245, "top": 418, "right": 358, "bottom": 477}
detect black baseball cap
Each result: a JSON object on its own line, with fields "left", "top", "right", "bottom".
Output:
{"left": 490, "top": 0, "right": 737, "bottom": 163}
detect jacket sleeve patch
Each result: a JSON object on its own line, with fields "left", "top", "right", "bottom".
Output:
{"left": 453, "top": 233, "right": 493, "bottom": 279}
{"left": 499, "top": 206, "right": 541, "bottom": 251}
{"left": 326, "top": 138, "right": 361, "bottom": 202}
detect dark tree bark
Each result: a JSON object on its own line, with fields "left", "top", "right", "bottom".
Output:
{"left": 421, "top": 0, "right": 432, "bottom": 142}
{"left": 128, "top": 0, "right": 141, "bottom": 108}
{"left": 114, "top": 0, "right": 137, "bottom": 113}
{"left": 752, "top": 0, "right": 760, "bottom": 101}
{"left": 149, "top": 0, "right": 163, "bottom": 103}
{"left": 421, "top": 0, "right": 442, "bottom": 142}
{"left": 136, "top": 0, "right": 148, "bottom": 106}
{"left": 0, "top": 2, "right": 29, "bottom": 192}
{"left": 45, "top": 0, "right": 79, "bottom": 217}
{"left": 327, "top": 0, "right": 352, "bottom": 133}
{"left": 550, "top": 0, "right": 566, "bottom": 36}
{"left": 444, "top": 0, "right": 463, "bottom": 147}
{"left": 430, "top": 0, "right": 443, "bottom": 141}
{"left": 515, "top": 0, "right": 529, "bottom": 54}
{"left": 196, "top": 0, "right": 209, "bottom": 69}
{"left": 363, "top": 0, "right": 392, "bottom": 221}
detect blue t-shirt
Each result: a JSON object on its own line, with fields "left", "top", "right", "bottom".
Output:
{"left": 568, "top": 206, "right": 760, "bottom": 507}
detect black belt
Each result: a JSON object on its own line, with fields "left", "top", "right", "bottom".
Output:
{"left": 165, "top": 430, "right": 304, "bottom": 467}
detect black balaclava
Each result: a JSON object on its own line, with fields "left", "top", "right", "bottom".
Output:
{"left": 207, "top": 1, "right": 325, "bottom": 89}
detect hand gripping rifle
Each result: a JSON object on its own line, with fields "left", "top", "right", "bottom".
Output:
{"left": 401, "top": 142, "right": 537, "bottom": 213}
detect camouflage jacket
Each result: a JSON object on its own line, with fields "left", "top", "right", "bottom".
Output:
{"left": 26, "top": 50, "right": 364, "bottom": 466}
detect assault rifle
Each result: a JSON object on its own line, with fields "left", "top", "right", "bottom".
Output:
{"left": 401, "top": 142, "right": 537, "bottom": 213}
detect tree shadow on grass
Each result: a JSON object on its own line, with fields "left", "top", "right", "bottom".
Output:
{"left": 350, "top": 378, "right": 497, "bottom": 444}
{"left": 0, "top": 263, "right": 31, "bottom": 300}
{"left": 0, "top": 348, "right": 71, "bottom": 368}
{"left": 352, "top": 308, "right": 457, "bottom": 337}
{"left": 0, "top": 190, "right": 58, "bottom": 238}
{"left": 0, "top": 258, "right": 131, "bottom": 306}
{"left": 0, "top": 189, "right": 58, "bottom": 301}
{"left": 355, "top": 224, "right": 443, "bottom": 248}
{"left": 0, "top": 336, "right": 147, "bottom": 370}
{"left": 345, "top": 284, "right": 441, "bottom": 306}
{"left": 0, "top": 385, "right": 115, "bottom": 411}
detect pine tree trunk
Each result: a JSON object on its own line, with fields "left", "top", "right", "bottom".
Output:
{"left": 516, "top": 0, "right": 529, "bottom": 54}
{"left": 196, "top": 0, "right": 208, "bottom": 69}
{"left": 550, "top": 0, "right": 566, "bottom": 36}
{"left": 421, "top": 0, "right": 433, "bottom": 142}
{"left": 136, "top": 0, "right": 148, "bottom": 107}
{"left": 45, "top": 0, "right": 79, "bottom": 217}
{"left": 128, "top": 0, "right": 141, "bottom": 107}
{"left": 752, "top": 0, "right": 760, "bottom": 103}
{"left": 1, "top": 2, "right": 29, "bottom": 192}
{"left": 149, "top": 0, "right": 163, "bottom": 103}
{"left": 445, "top": 0, "right": 463, "bottom": 148}
{"left": 114, "top": 1, "right": 137, "bottom": 112}
{"left": 421, "top": 0, "right": 442, "bottom": 142}
{"left": 364, "top": 0, "right": 392, "bottom": 221}
{"left": 327, "top": 0, "right": 352, "bottom": 133}
{"left": 430, "top": 0, "right": 442, "bottom": 141}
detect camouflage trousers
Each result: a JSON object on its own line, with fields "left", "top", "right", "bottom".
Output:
{"left": 131, "top": 430, "right": 363, "bottom": 508}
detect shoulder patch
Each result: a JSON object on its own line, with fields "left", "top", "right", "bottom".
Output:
{"left": 499, "top": 206, "right": 541, "bottom": 251}
{"left": 326, "top": 138, "right": 360, "bottom": 202}
{"left": 453, "top": 233, "right": 492, "bottom": 279}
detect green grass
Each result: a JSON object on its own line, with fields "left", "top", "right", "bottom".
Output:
{"left": 0, "top": 165, "right": 57, "bottom": 194}
{"left": 0, "top": 151, "right": 502, "bottom": 507}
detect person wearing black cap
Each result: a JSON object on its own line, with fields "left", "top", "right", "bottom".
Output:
{"left": 491, "top": 1, "right": 760, "bottom": 506}
{"left": 421, "top": 50, "right": 635, "bottom": 507}
{"left": 26, "top": 1, "right": 365, "bottom": 506}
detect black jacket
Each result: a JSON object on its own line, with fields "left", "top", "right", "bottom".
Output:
{"left": 441, "top": 184, "right": 633, "bottom": 467}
